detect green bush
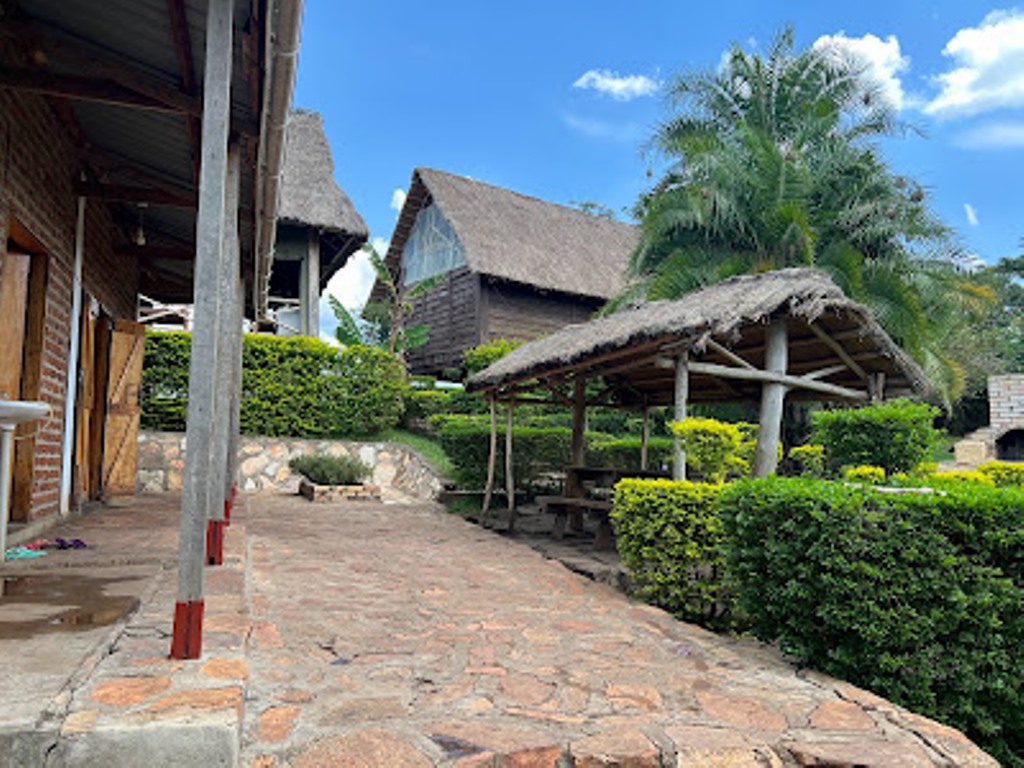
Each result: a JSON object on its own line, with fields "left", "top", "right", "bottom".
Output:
{"left": 462, "top": 338, "right": 523, "bottom": 377}
{"left": 140, "top": 330, "right": 192, "bottom": 431}
{"left": 439, "top": 424, "right": 573, "bottom": 489}
{"left": 611, "top": 479, "right": 734, "bottom": 629}
{"left": 288, "top": 454, "right": 371, "bottom": 485}
{"left": 586, "top": 437, "right": 675, "bottom": 472}
{"left": 721, "top": 477, "right": 1024, "bottom": 766}
{"left": 141, "top": 331, "right": 405, "bottom": 438}
{"left": 979, "top": 460, "right": 1024, "bottom": 488}
{"left": 787, "top": 444, "right": 826, "bottom": 477}
{"left": 810, "top": 399, "right": 940, "bottom": 474}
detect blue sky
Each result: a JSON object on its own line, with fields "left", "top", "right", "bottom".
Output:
{"left": 292, "top": 1, "right": 1024, "bottom": 332}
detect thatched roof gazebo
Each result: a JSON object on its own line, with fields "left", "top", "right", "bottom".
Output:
{"left": 465, "top": 268, "right": 929, "bottom": 516}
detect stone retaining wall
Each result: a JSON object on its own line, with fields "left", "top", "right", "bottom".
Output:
{"left": 137, "top": 431, "right": 446, "bottom": 501}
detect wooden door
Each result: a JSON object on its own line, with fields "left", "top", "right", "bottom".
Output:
{"left": 0, "top": 252, "right": 30, "bottom": 400}
{"left": 101, "top": 320, "right": 146, "bottom": 495}
{"left": 74, "top": 301, "right": 96, "bottom": 504}
{"left": 87, "top": 314, "right": 112, "bottom": 499}
{"left": 12, "top": 253, "right": 48, "bottom": 522}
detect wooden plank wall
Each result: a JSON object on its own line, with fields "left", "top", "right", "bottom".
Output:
{"left": 481, "top": 278, "right": 604, "bottom": 345}
{"left": 405, "top": 267, "right": 480, "bottom": 376}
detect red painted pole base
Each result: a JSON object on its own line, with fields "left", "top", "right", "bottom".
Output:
{"left": 169, "top": 600, "right": 204, "bottom": 659}
{"left": 224, "top": 496, "right": 232, "bottom": 525}
{"left": 206, "top": 519, "right": 226, "bottom": 565}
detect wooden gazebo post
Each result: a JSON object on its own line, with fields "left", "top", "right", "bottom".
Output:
{"left": 640, "top": 401, "right": 649, "bottom": 471}
{"left": 505, "top": 399, "right": 515, "bottom": 530}
{"left": 753, "top": 320, "right": 788, "bottom": 477}
{"left": 673, "top": 351, "right": 688, "bottom": 481}
{"left": 481, "top": 394, "right": 497, "bottom": 517}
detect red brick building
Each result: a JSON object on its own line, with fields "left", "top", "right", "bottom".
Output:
{"left": 0, "top": 0, "right": 301, "bottom": 577}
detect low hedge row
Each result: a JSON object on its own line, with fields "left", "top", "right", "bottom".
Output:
{"left": 611, "top": 479, "right": 733, "bottom": 629}
{"left": 720, "top": 477, "right": 1024, "bottom": 766}
{"left": 438, "top": 425, "right": 574, "bottom": 489}
{"left": 141, "top": 331, "right": 405, "bottom": 438}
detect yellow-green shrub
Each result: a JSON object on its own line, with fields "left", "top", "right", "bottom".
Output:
{"left": 788, "top": 444, "right": 826, "bottom": 477}
{"left": 979, "top": 460, "right": 1024, "bottom": 487}
{"left": 930, "top": 469, "right": 995, "bottom": 486}
{"left": 669, "top": 417, "right": 744, "bottom": 482}
{"left": 842, "top": 465, "right": 885, "bottom": 484}
{"left": 611, "top": 479, "right": 735, "bottom": 629}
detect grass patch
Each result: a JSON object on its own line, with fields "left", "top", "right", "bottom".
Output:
{"left": 929, "top": 433, "right": 956, "bottom": 463}
{"left": 376, "top": 429, "right": 455, "bottom": 478}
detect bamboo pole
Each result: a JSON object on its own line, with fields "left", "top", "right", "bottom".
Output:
{"left": 640, "top": 404, "right": 649, "bottom": 471}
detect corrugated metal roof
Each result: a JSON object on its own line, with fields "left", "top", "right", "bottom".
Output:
{"left": 6, "top": 0, "right": 277, "bottom": 308}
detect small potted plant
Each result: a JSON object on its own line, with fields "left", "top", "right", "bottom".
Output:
{"left": 288, "top": 454, "right": 380, "bottom": 502}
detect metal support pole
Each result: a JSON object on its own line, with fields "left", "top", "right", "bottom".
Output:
{"left": 224, "top": 272, "right": 243, "bottom": 524}
{"left": 205, "top": 142, "right": 240, "bottom": 565}
{"left": 59, "top": 196, "right": 86, "bottom": 516}
{"left": 171, "top": 0, "right": 234, "bottom": 661}
{"left": 754, "top": 320, "right": 788, "bottom": 477}
{"left": 673, "top": 351, "right": 688, "bottom": 481}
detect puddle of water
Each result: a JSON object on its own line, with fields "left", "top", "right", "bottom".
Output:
{"left": 0, "top": 574, "right": 142, "bottom": 639}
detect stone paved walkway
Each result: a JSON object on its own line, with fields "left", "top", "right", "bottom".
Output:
{"left": 0, "top": 493, "right": 998, "bottom": 767}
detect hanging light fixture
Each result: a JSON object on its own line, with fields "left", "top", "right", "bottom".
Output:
{"left": 134, "top": 203, "right": 148, "bottom": 246}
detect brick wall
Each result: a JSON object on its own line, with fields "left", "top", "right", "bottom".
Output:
{"left": 989, "top": 374, "right": 1024, "bottom": 433}
{"left": 1, "top": 89, "right": 139, "bottom": 522}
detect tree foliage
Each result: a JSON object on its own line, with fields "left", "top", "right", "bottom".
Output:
{"left": 622, "top": 28, "right": 991, "bottom": 404}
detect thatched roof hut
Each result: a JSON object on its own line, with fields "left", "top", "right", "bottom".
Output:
{"left": 272, "top": 110, "right": 368, "bottom": 297}
{"left": 467, "top": 268, "right": 928, "bottom": 405}
{"left": 377, "top": 167, "right": 638, "bottom": 302}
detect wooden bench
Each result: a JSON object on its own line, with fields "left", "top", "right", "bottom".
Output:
{"left": 536, "top": 495, "right": 616, "bottom": 550}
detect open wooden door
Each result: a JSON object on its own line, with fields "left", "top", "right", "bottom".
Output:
{"left": 101, "top": 320, "right": 146, "bottom": 496}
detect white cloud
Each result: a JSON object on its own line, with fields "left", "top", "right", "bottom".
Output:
{"left": 572, "top": 69, "right": 659, "bottom": 101}
{"left": 964, "top": 203, "right": 979, "bottom": 226}
{"left": 813, "top": 32, "right": 910, "bottom": 110}
{"left": 955, "top": 120, "right": 1024, "bottom": 148}
{"left": 390, "top": 188, "right": 407, "bottom": 212}
{"left": 562, "top": 113, "right": 644, "bottom": 142}
{"left": 925, "top": 9, "right": 1024, "bottom": 116}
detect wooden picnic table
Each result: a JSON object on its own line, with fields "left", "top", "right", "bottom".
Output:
{"left": 538, "top": 465, "right": 669, "bottom": 550}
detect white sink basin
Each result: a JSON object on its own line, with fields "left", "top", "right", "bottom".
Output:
{"left": 0, "top": 400, "right": 49, "bottom": 427}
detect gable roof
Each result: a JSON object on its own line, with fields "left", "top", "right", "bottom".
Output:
{"left": 380, "top": 168, "right": 638, "bottom": 300}
{"left": 279, "top": 110, "right": 368, "bottom": 238}
{"left": 467, "top": 268, "right": 929, "bottom": 404}
{"left": 275, "top": 110, "right": 368, "bottom": 291}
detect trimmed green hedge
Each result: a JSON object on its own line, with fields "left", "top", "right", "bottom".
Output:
{"left": 611, "top": 479, "right": 734, "bottom": 629}
{"left": 586, "top": 437, "right": 674, "bottom": 472}
{"left": 438, "top": 424, "right": 573, "bottom": 489}
{"left": 141, "top": 331, "right": 405, "bottom": 438}
{"left": 720, "top": 477, "right": 1024, "bottom": 766}
{"left": 810, "top": 399, "right": 940, "bottom": 474}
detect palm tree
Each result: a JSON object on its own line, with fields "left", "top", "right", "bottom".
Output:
{"left": 624, "top": 28, "right": 983, "bottom": 403}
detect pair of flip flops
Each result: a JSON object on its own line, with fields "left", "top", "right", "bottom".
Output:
{"left": 52, "top": 537, "right": 88, "bottom": 550}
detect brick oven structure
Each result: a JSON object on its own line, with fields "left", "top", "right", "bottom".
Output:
{"left": 954, "top": 374, "right": 1024, "bottom": 464}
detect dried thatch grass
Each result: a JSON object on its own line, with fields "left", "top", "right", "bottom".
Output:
{"left": 467, "top": 268, "right": 928, "bottom": 401}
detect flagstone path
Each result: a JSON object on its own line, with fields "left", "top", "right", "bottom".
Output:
{"left": 0, "top": 492, "right": 998, "bottom": 767}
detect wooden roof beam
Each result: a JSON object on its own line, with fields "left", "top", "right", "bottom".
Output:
{"left": 687, "top": 360, "right": 868, "bottom": 401}
{"left": 75, "top": 179, "right": 196, "bottom": 208}
{"left": 0, "top": 18, "right": 201, "bottom": 114}
{"left": 165, "top": 0, "right": 202, "bottom": 183}
{"left": 0, "top": 68, "right": 193, "bottom": 113}
{"left": 807, "top": 322, "right": 869, "bottom": 381}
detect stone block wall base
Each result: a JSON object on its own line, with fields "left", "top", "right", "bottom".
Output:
{"left": 298, "top": 478, "right": 382, "bottom": 503}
